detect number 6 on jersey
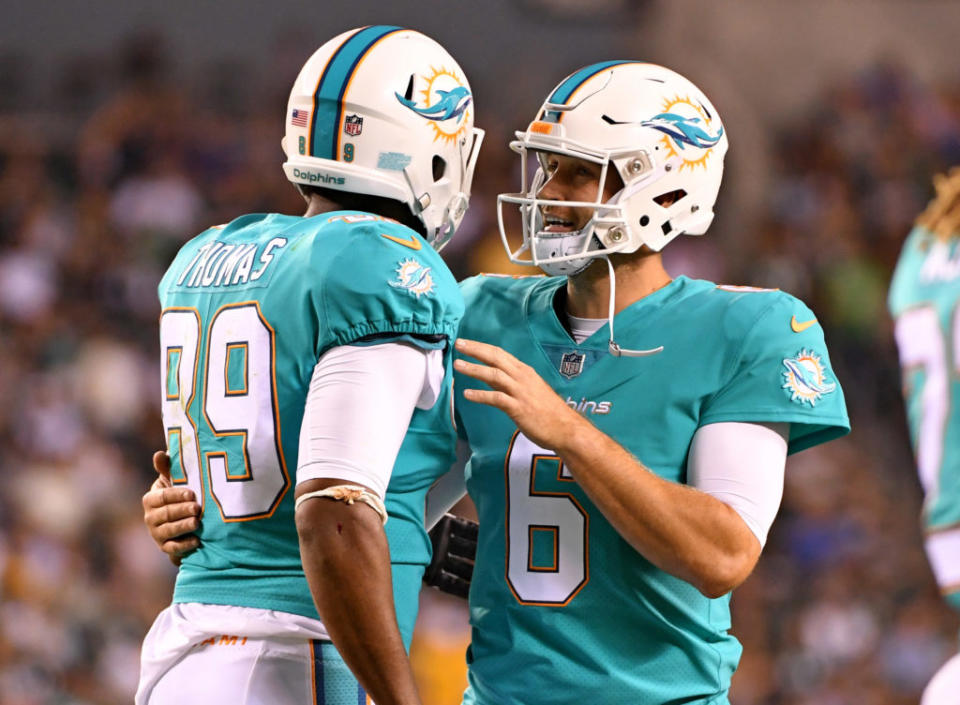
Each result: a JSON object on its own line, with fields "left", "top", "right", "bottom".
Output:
{"left": 505, "top": 432, "right": 589, "bottom": 605}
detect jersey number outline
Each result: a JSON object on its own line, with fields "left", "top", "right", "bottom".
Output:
{"left": 894, "top": 304, "right": 960, "bottom": 503}
{"left": 504, "top": 431, "right": 589, "bottom": 605}
{"left": 160, "top": 303, "right": 289, "bottom": 522}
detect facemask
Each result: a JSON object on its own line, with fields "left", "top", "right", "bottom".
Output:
{"left": 532, "top": 226, "right": 598, "bottom": 276}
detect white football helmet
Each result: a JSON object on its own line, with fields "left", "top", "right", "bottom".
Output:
{"left": 498, "top": 62, "right": 728, "bottom": 274}
{"left": 282, "top": 26, "right": 484, "bottom": 250}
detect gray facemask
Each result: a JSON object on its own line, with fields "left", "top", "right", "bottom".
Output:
{"left": 532, "top": 226, "right": 599, "bottom": 276}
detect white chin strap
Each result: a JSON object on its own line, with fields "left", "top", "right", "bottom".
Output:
{"left": 602, "top": 255, "right": 664, "bottom": 358}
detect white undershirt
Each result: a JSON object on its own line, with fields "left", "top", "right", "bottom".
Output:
{"left": 567, "top": 313, "right": 606, "bottom": 344}
{"left": 296, "top": 342, "right": 444, "bottom": 498}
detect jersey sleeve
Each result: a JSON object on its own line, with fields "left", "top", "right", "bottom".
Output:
{"left": 888, "top": 226, "right": 930, "bottom": 317}
{"left": 699, "top": 294, "right": 850, "bottom": 454}
{"left": 312, "top": 220, "right": 464, "bottom": 354}
{"left": 456, "top": 274, "right": 489, "bottom": 337}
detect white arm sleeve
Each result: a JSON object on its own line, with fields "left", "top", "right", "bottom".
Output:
{"left": 424, "top": 447, "right": 468, "bottom": 530}
{"left": 687, "top": 422, "right": 789, "bottom": 547}
{"left": 296, "top": 342, "right": 445, "bottom": 498}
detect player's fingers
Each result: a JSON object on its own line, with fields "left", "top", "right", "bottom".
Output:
{"left": 455, "top": 338, "right": 521, "bottom": 372}
{"left": 154, "top": 500, "right": 202, "bottom": 525}
{"left": 149, "top": 474, "right": 182, "bottom": 493}
{"left": 434, "top": 572, "right": 471, "bottom": 599}
{"left": 444, "top": 554, "right": 474, "bottom": 581}
{"left": 153, "top": 450, "right": 173, "bottom": 484}
{"left": 142, "top": 488, "right": 199, "bottom": 518}
{"left": 151, "top": 514, "right": 201, "bottom": 542}
{"left": 162, "top": 536, "right": 200, "bottom": 557}
{"left": 143, "top": 502, "right": 200, "bottom": 538}
{"left": 142, "top": 489, "right": 165, "bottom": 513}
{"left": 447, "top": 533, "right": 477, "bottom": 559}
{"left": 450, "top": 516, "right": 479, "bottom": 542}
{"left": 453, "top": 359, "right": 517, "bottom": 392}
{"left": 462, "top": 387, "right": 515, "bottom": 411}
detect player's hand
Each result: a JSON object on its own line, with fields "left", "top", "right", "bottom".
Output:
{"left": 142, "top": 451, "right": 201, "bottom": 566}
{"left": 454, "top": 338, "right": 585, "bottom": 451}
{"left": 423, "top": 514, "right": 477, "bottom": 599}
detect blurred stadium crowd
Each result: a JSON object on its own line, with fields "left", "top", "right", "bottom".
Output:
{"left": 1, "top": 32, "right": 959, "bottom": 705}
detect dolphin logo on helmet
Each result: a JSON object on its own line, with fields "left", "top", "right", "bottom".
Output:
{"left": 641, "top": 112, "right": 724, "bottom": 150}
{"left": 395, "top": 86, "right": 472, "bottom": 123}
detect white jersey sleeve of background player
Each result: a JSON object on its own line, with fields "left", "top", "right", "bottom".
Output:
{"left": 687, "top": 422, "right": 789, "bottom": 547}
{"left": 296, "top": 342, "right": 444, "bottom": 498}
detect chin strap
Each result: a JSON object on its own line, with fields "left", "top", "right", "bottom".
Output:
{"left": 603, "top": 255, "right": 665, "bottom": 358}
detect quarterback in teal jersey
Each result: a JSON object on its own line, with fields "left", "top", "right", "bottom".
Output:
{"left": 453, "top": 62, "right": 850, "bottom": 704}
{"left": 136, "top": 27, "right": 483, "bottom": 705}
{"left": 889, "top": 167, "right": 960, "bottom": 705}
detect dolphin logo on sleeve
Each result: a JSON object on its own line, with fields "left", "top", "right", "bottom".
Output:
{"left": 389, "top": 258, "right": 435, "bottom": 299}
{"left": 781, "top": 349, "right": 837, "bottom": 406}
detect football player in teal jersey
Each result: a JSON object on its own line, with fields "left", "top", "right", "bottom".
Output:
{"left": 136, "top": 27, "right": 483, "bottom": 705}
{"left": 142, "top": 61, "right": 850, "bottom": 704}
{"left": 889, "top": 167, "right": 960, "bottom": 705}
{"left": 451, "top": 62, "right": 850, "bottom": 704}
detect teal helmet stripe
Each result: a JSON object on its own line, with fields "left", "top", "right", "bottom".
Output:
{"left": 542, "top": 60, "right": 635, "bottom": 122}
{"left": 309, "top": 25, "right": 404, "bottom": 160}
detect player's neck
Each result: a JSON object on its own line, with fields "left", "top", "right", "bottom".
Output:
{"left": 565, "top": 251, "right": 672, "bottom": 319}
{"left": 301, "top": 190, "right": 427, "bottom": 238}
{"left": 303, "top": 192, "right": 342, "bottom": 218}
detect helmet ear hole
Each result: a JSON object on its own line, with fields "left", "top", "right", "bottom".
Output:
{"left": 403, "top": 74, "right": 415, "bottom": 101}
{"left": 653, "top": 189, "right": 687, "bottom": 206}
{"left": 432, "top": 155, "right": 447, "bottom": 182}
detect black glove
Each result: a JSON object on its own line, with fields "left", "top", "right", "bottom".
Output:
{"left": 423, "top": 513, "right": 478, "bottom": 599}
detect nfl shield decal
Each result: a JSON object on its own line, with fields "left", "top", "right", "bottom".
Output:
{"left": 559, "top": 351, "right": 586, "bottom": 379}
{"left": 344, "top": 114, "right": 363, "bottom": 136}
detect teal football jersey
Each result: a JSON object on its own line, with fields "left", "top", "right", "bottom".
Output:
{"left": 158, "top": 211, "right": 462, "bottom": 645}
{"left": 889, "top": 226, "right": 960, "bottom": 612}
{"left": 455, "top": 274, "right": 849, "bottom": 705}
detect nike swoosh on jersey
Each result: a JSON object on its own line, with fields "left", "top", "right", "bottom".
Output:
{"left": 790, "top": 316, "right": 817, "bottom": 333}
{"left": 381, "top": 232, "right": 423, "bottom": 250}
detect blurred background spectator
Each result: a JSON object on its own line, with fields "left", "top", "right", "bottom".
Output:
{"left": 1, "top": 1, "right": 959, "bottom": 703}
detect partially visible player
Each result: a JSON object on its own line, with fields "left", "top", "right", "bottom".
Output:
{"left": 137, "top": 26, "right": 482, "bottom": 705}
{"left": 452, "top": 62, "right": 850, "bottom": 704}
{"left": 888, "top": 167, "right": 960, "bottom": 705}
